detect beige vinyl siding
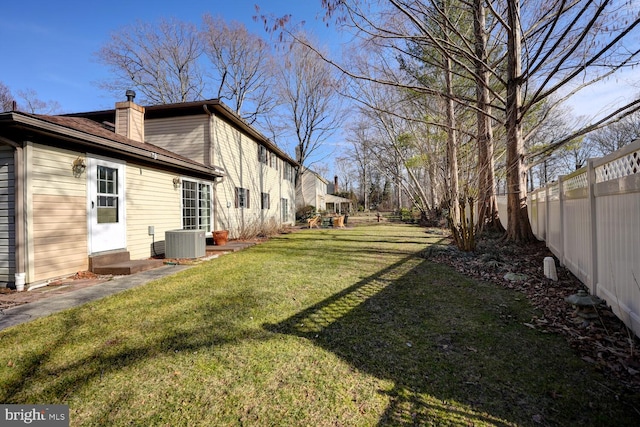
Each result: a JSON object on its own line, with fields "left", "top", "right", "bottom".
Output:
{"left": 145, "top": 116, "right": 209, "bottom": 165}
{"left": 32, "top": 195, "right": 87, "bottom": 280}
{"left": 0, "top": 146, "right": 15, "bottom": 283}
{"left": 125, "top": 164, "right": 182, "bottom": 259}
{"left": 30, "top": 144, "right": 88, "bottom": 281}
{"left": 213, "top": 117, "right": 296, "bottom": 237}
{"left": 298, "top": 172, "right": 327, "bottom": 211}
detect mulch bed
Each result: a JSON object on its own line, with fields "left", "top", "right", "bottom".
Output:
{"left": 425, "top": 229, "right": 640, "bottom": 393}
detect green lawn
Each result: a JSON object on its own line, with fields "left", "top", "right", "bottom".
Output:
{"left": 1, "top": 223, "right": 638, "bottom": 426}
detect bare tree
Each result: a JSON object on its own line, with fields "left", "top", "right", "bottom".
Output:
{"left": 0, "top": 82, "right": 13, "bottom": 112}
{"left": 334, "top": 155, "right": 358, "bottom": 197}
{"left": 587, "top": 112, "right": 640, "bottom": 156}
{"left": 272, "top": 36, "right": 344, "bottom": 187}
{"left": 493, "top": 0, "right": 640, "bottom": 241}
{"left": 201, "top": 14, "right": 277, "bottom": 124}
{"left": 97, "top": 18, "right": 205, "bottom": 104}
{"left": 473, "top": 0, "right": 502, "bottom": 233}
{"left": 555, "top": 137, "right": 593, "bottom": 174}
{"left": 0, "top": 82, "right": 62, "bottom": 114}
{"left": 345, "top": 119, "right": 377, "bottom": 211}
{"left": 16, "top": 88, "right": 62, "bottom": 114}
{"left": 349, "top": 76, "right": 440, "bottom": 218}
{"left": 311, "top": 0, "right": 640, "bottom": 242}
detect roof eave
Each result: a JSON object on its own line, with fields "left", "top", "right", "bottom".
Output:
{"left": 1, "top": 112, "right": 225, "bottom": 178}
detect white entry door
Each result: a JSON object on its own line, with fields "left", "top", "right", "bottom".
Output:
{"left": 88, "top": 157, "right": 126, "bottom": 253}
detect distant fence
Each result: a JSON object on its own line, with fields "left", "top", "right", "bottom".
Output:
{"left": 497, "top": 138, "right": 640, "bottom": 338}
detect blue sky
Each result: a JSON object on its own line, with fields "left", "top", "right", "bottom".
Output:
{"left": 1, "top": 0, "right": 335, "bottom": 113}
{"left": 2, "top": 1, "right": 637, "bottom": 122}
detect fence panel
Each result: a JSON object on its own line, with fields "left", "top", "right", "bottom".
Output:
{"left": 563, "top": 196, "right": 592, "bottom": 287}
{"left": 547, "top": 184, "right": 563, "bottom": 259}
{"left": 496, "top": 139, "right": 640, "bottom": 337}
{"left": 561, "top": 171, "right": 592, "bottom": 288}
{"left": 592, "top": 143, "right": 640, "bottom": 336}
{"left": 537, "top": 191, "right": 547, "bottom": 242}
{"left": 497, "top": 196, "right": 508, "bottom": 230}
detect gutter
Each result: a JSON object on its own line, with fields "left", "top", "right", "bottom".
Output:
{"left": 1, "top": 112, "right": 225, "bottom": 179}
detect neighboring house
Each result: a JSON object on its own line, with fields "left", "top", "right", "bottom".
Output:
{"left": 325, "top": 175, "right": 352, "bottom": 215}
{"left": 296, "top": 167, "right": 329, "bottom": 211}
{"left": 296, "top": 168, "right": 351, "bottom": 214}
{"left": 0, "top": 94, "right": 297, "bottom": 288}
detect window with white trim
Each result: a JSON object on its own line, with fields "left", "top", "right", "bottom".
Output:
{"left": 182, "top": 180, "right": 212, "bottom": 231}
{"left": 97, "top": 165, "right": 119, "bottom": 224}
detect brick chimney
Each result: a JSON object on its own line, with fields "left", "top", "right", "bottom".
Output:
{"left": 334, "top": 175, "right": 339, "bottom": 193}
{"left": 115, "top": 90, "right": 145, "bottom": 142}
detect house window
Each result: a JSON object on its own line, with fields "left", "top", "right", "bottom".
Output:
{"left": 261, "top": 192, "right": 270, "bottom": 210}
{"left": 97, "top": 165, "right": 119, "bottom": 224}
{"left": 198, "top": 183, "right": 211, "bottom": 230}
{"left": 235, "top": 187, "right": 250, "bottom": 208}
{"left": 284, "top": 163, "right": 294, "bottom": 182}
{"left": 281, "top": 198, "right": 289, "bottom": 222}
{"left": 270, "top": 153, "right": 279, "bottom": 170}
{"left": 182, "top": 180, "right": 211, "bottom": 231}
{"left": 258, "top": 145, "right": 268, "bottom": 164}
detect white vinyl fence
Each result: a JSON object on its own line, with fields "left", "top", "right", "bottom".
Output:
{"left": 498, "top": 138, "right": 640, "bottom": 338}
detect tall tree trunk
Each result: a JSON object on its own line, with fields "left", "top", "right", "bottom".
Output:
{"left": 428, "top": 158, "right": 437, "bottom": 211}
{"left": 444, "top": 54, "right": 460, "bottom": 224}
{"left": 474, "top": 0, "right": 503, "bottom": 233}
{"left": 505, "top": 0, "right": 535, "bottom": 242}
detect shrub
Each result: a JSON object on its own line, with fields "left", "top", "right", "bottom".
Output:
{"left": 296, "top": 205, "right": 317, "bottom": 221}
{"left": 237, "top": 218, "right": 286, "bottom": 240}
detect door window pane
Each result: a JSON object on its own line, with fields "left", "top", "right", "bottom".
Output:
{"left": 97, "top": 166, "right": 119, "bottom": 224}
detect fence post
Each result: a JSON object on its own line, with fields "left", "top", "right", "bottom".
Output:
{"left": 587, "top": 160, "right": 598, "bottom": 295}
{"left": 557, "top": 176, "right": 565, "bottom": 265}
{"left": 545, "top": 184, "right": 550, "bottom": 244}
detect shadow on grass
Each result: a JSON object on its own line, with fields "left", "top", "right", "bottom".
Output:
{"left": 265, "top": 253, "right": 639, "bottom": 426}
{"left": 0, "top": 286, "right": 271, "bottom": 404}
{"left": 262, "top": 228, "right": 444, "bottom": 264}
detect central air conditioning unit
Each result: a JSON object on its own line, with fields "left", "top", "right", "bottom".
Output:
{"left": 165, "top": 229, "right": 206, "bottom": 258}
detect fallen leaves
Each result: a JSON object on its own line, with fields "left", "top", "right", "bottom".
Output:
{"left": 426, "top": 229, "right": 640, "bottom": 393}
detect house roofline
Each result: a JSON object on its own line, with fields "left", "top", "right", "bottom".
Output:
{"left": 65, "top": 99, "right": 300, "bottom": 168}
{"left": 0, "top": 111, "right": 225, "bottom": 179}
{"left": 300, "top": 166, "right": 329, "bottom": 184}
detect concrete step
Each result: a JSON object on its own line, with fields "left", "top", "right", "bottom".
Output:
{"left": 89, "top": 251, "right": 131, "bottom": 271}
{"left": 92, "top": 259, "right": 165, "bottom": 275}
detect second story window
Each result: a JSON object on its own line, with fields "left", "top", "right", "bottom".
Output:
{"left": 258, "top": 145, "right": 268, "bottom": 164}
{"left": 284, "top": 163, "right": 295, "bottom": 183}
